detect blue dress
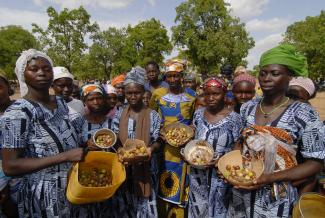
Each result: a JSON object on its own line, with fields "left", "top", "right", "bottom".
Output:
{"left": 109, "top": 108, "right": 161, "bottom": 218}
{"left": 0, "top": 97, "right": 83, "bottom": 218}
{"left": 229, "top": 99, "right": 325, "bottom": 218}
{"left": 188, "top": 108, "right": 242, "bottom": 218}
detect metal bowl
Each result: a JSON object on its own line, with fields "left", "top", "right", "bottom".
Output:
{"left": 93, "top": 128, "right": 117, "bottom": 149}
{"left": 181, "top": 140, "right": 214, "bottom": 169}
{"left": 161, "top": 123, "right": 194, "bottom": 147}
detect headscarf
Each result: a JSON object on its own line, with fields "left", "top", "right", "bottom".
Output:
{"left": 81, "top": 84, "right": 105, "bottom": 99}
{"left": 233, "top": 73, "right": 256, "bottom": 87}
{"left": 203, "top": 77, "right": 227, "bottom": 92}
{"left": 53, "top": 66, "right": 74, "bottom": 81}
{"left": 124, "top": 66, "right": 146, "bottom": 86}
{"left": 15, "top": 49, "right": 53, "bottom": 97}
{"left": 234, "top": 66, "right": 247, "bottom": 77}
{"left": 289, "top": 76, "right": 315, "bottom": 96}
{"left": 104, "top": 84, "right": 117, "bottom": 95}
{"left": 165, "top": 62, "right": 184, "bottom": 73}
{"left": 220, "top": 64, "right": 233, "bottom": 76}
{"left": 111, "top": 74, "right": 125, "bottom": 87}
{"left": 259, "top": 43, "right": 308, "bottom": 77}
{"left": 184, "top": 73, "right": 197, "bottom": 82}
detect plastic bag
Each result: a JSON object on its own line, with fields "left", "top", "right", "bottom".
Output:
{"left": 246, "top": 131, "right": 297, "bottom": 174}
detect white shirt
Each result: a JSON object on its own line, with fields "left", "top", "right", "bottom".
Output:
{"left": 67, "top": 98, "right": 85, "bottom": 116}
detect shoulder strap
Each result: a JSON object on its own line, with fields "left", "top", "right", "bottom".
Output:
{"left": 23, "top": 99, "right": 64, "bottom": 153}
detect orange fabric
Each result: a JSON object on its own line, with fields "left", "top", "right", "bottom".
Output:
{"left": 111, "top": 74, "right": 125, "bottom": 87}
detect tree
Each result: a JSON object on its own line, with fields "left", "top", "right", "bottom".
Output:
{"left": 172, "top": 0, "right": 254, "bottom": 75}
{"left": 122, "top": 18, "right": 172, "bottom": 67}
{"left": 284, "top": 11, "right": 325, "bottom": 80}
{"left": 87, "top": 27, "right": 127, "bottom": 79}
{"left": 0, "top": 25, "right": 38, "bottom": 79}
{"left": 32, "top": 6, "right": 99, "bottom": 74}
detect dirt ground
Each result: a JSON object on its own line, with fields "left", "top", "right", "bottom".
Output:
{"left": 11, "top": 87, "right": 325, "bottom": 120}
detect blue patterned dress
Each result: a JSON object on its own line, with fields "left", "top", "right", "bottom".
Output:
{"left": 109, "top": 108, "right": 161, "bottom": 218}
{"left": 0, "top": 97, "right": 83, "bottom": 218}
{"left": 188, "top": 108, "right": 242, "bottom": 218}
{"left": 229, "top": 99, "right": 325, "bottom": 218}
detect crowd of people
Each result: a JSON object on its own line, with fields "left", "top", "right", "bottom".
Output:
{"left": 0, "top": 43, "right": 324, "bottom": 218}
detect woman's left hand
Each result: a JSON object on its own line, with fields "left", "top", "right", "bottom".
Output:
{"left": 234, "top": 173, "right": 274, "bottom": 190}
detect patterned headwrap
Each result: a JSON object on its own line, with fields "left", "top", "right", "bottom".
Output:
{"left": 165, "top": 62, "right": 184, "bottom": 73}
{"left": 81, "top": 84, "right": 105, "bottom": 99}
{"left": 15, "top": 49, "right": 53, "bottom": 97}
{"left": 104, "top": 84, "right": 117, "bottom": 95}
{"left": 111, "top": 74, "right": 125, "bottom": 87}
{"left": 289, "top": 76, "right": 315, "bottom": 96}
{"left": 233, "top": 73, "right": 256, "bottom": 87}
{"left": 203, "top": 77, "right": 227, "bottom": 91}
{"left": 259, "top": 43, "right": 308, "bottom": 77}
{"left": 124, "top": 66, "right": 146, "bottom": 86}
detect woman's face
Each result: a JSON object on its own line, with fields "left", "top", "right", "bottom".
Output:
{"left": 233, "top": 81, "right": 256, "bottom": 104}
{"left": 125, "top": 83, "right": 144, "bottom": 107}
{"left": 287, "top": 85, "right": 310, "bottom": 103}
{"left": 143, "top": 92, "right": 152, "bottom": 107}
{"left": 107, "top": 93, "right": 118, "bottom": 108}
{"left": 85, "top": 92, "right": 106, "bottom": 113}
{"left": 204, "top": 86, "right": 225, "bottom": 110}
{"left": 52, "top": 78, "right": 73, "bottom": 100}
{"left": 259, "top": 64, "right": 292, "bottom": 95}
{"left": 24, "top": 57, "right": 53, "bottom": 91}
{"left": 166, "top": 71, "right": 182, "bottom": 88}
{"left": 0, "top": 78, "right": 10, "bottom": 104}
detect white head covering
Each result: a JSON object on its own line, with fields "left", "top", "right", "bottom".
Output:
{"left": 53, "top": 66, "right": 74, "bottom": 81}
{"left": 105, "top": 84, "right": 117, "bottom": 94}
{"left": 15, "top": 49, "right": 53, "bottom": 97}
{"left": 289, "top": 76, "right": 315, "bottom": 96}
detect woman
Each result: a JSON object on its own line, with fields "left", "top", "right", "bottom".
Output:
{"left": 80, "top": 84, "right": 115, "bottom": 146}
{"left": 111, "top": 67, "right": 161, "bottom": 217}
{"left": 188, "top": 77, "right": 242, "bottom": 218}
{"left": 230, "top": 44, "right": 325, "bottom": 217}
{"left": 150, "top": 62, "right": 196, "bottom": 218}
{"left": 104, "top": 84, "right": 118, "bottom": 118}
{"left": 52, "top": 66, "right": 85, "bottom": 116}
{"left": 0, "top": 49, "right": 85, "bottom": 217}
{"left": 0, "top": 71, "right": 19, "bottom": 218}
{"left": 232, "top": 73, "right": 256, "bottom": 113}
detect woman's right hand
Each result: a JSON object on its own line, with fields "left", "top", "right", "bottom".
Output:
{"left": 63, "top": 148, "right": 86, "bottom": 162}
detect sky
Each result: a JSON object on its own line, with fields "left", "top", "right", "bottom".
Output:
{"left": 0, "top": 0, "right": 324, "bottom": 69}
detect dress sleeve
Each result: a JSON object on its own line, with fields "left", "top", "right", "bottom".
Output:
{"left": 150, "top": 110, "right": 162, "bottom": 142}
{"left": 1, "top": 109, "right": 29, "bottom": 149}
{"left": 294, "top": 104, "right": 325, "bottom": 160}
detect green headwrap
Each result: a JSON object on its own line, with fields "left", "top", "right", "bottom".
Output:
{"left": 259, "top": 44, "right": 308, "bottom": 77}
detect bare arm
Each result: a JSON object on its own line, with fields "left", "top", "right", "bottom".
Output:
{"left": 1, "top": 148, "right": 85, "bottom": 177}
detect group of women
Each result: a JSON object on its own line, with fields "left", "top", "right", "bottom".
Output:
{"left": 0, "top": 43, "right": 324, "bottom": 218}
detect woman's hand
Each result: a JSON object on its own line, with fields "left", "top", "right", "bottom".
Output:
{"left": 63, "top": 148, "right": 86, "bottom": 162}
{"left": 86, "top": 138, "right": 101, "bottom": 151}
{"left": 234, "top": 173, "right": 274, "bottom": 190}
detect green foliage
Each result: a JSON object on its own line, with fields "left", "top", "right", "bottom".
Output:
{"left": 0, "top": 25, "right": 38, "bottom": 79}
{"left": 86, "top": 27, "right": 127, "bottom": 79}
{"left": 172, "top": 0, "right": 254, "bottom": 75}
{"left": 123, "top": 18, "right": 172, "bottom": 68}
{"left": 32, "top": 6, "right": 99, "bottom": 76}
{"left": 284, "top": 11, "right": 325, "bottom": 80}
